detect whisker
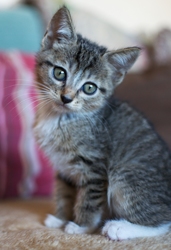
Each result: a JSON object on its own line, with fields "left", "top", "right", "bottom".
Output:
{"left": 36, "top": 100, "right": 55, "bottom": 121}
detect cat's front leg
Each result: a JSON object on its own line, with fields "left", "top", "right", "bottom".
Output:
{"left": 65, "top": 180, "right": 106, "bottom": 234}
{"left": 45, "top": 174, "right": 76, "bottom": 228}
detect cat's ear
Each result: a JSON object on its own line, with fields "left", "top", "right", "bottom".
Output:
{"left": 105, "top": 47, "right": 141, "bottom": 75}
{"left": 42, "top": 6, "right": 77, "bottom": 50}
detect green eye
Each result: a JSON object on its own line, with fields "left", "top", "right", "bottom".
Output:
{"left": 53, "top": 66, "right": 66, "bottom": 81}
{"left": 82, "top": 82, "right": 97, "bottom": 95}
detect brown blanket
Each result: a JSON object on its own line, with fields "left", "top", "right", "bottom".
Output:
{"left": 0, "top": 199, "right": 171, "bottom": 250}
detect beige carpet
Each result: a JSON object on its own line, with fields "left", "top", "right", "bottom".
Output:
{"left": 0, "top": 199, "right": 171, "bottom": 250}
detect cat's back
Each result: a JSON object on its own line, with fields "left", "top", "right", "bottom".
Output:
{"left": 102, "top": 98, "right": 171, "bottom": 173}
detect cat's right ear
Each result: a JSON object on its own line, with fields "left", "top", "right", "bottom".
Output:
{"left": 41, "top": 6, "right": 77, "bottom": 50}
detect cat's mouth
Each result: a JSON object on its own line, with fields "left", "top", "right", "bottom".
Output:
{"left": 52, "top": 101, "right": 72, "bottom": 114}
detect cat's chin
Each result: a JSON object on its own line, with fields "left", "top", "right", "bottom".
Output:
{"left": 52, "top": 102, "right": 72, "bottom": 114}
{"left": 51, "top": 101, "right": 97, "bottom": 117}
{"left": 52, "top": 102, "right": 81, "bottom": 115}
{"left": 51, "top": 105, "right": 80, "bottom": 118}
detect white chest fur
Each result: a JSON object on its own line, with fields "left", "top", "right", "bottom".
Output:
{"left": 34, "top": 115, "right": 89, "bottom": 184}
{"left": 35, "top": 116, "right": 72, "bottom": 159}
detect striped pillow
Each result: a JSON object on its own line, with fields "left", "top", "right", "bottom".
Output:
{"left": 0, "top": 51, "right": 54, "bottom": 198}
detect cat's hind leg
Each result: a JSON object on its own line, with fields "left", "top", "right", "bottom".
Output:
{"left": 102, "top": 219, "right": 171, "bottom": 240}
{"left": 105, "top": 169, "right": 171, "bottom": 240}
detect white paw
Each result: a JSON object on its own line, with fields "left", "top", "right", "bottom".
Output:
{"left": 102, "top": 220, "right": 134, "bottom": 241}
{"left": 44, "top": 214, "right": 64, "bottom": 228}
{"left": 102, "top": 219, "right": 171, "bottom": 240}
{"left": 65, "top": 221, "right": 88, "bottom": 234}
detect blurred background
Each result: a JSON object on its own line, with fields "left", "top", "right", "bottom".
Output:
{"left": 1, "top": 0, "right": 171, "bottom": 70}
{"left": 1, "top": 0, "right": 171, "bottom": 33}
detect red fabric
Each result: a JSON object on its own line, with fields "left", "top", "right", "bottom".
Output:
{"left": 0, "top": 51, "right": 54, "bottom": 198}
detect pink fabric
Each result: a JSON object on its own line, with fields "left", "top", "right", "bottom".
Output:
{"left": 0, "top": 51, "right": 54, "bottom": 198}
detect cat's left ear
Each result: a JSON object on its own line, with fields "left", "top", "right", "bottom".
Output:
{"left": 42, "top": 6, "right": 77, "bottom": 50}
{"left": 104, "top": 47, "right": 141, "bottom": 75}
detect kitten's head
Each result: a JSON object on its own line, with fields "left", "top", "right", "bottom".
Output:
{"left": 36, "top": 7, "right": 140, "bottom": 115}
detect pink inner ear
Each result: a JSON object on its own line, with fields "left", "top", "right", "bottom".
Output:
{"left": 41, "top": 7, "right": 77, "bottom": 50}
{"left": 106, "top": 47, "right": 141, "bottom": 72}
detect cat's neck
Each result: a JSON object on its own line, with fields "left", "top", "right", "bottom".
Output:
{"left": 36, "top": 97, "right": 119, "bottom": 127}
{"left": 56, "top": 112, "right": 80, "bottom": 125}
{"left": 40, "top": 111, "right": 87, "bottom": 126}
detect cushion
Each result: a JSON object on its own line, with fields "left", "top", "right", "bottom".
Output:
{"left": 0, "top": 51, "right": 54, "bottom": 198}
{"left": 0, "top": 6, "right": 44, "bottom": 52}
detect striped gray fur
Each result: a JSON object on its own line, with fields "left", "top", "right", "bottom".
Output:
{"left": 34, "top": 7, "right": 171, "bottom": 236}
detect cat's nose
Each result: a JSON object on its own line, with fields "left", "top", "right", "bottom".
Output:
{"left": 61, "top": 94, "right": 73, "bottom": 104}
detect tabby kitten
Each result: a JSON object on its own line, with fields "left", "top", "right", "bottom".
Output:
{"left": 34, "top": 7, "right": 171, "bottom": 240}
